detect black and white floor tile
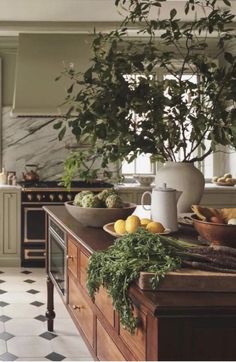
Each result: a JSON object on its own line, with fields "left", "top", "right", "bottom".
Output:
{"left": 0, "top": 267, "right": 93, "bottom": 361}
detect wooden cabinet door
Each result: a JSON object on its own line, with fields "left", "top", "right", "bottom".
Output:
{"left": 67, "top": 237, "right": 78, "bottom": 278}
{"left": 95, "top": 286, "right": 115, "bottom": 327}
{"left": 68, "top": 276, "right": 93, "bottom": 346}
{"left": 2, "top": 192, "right": 18, "bottom": 254}
{"left": 119, "top": 305, "right": 147, "bottom": 361}
{"left": 97, "top": 319, "right": 125, "bottom": 361}
{"left": 79, "top": 250, "right": 89, "bottom": 290}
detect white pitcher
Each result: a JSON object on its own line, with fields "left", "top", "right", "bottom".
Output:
{"left": 141, "top": 183, "right": 182, "bottom": 232}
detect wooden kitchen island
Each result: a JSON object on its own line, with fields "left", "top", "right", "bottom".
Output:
{"left": 44, "top": 205, "right": 236, "bottom": 361}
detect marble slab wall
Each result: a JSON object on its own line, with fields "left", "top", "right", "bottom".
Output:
{"left": 2, "top": 106, "right": 75, "bottom": 181}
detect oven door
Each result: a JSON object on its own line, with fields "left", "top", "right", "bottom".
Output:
{"left": 49, "top": 228, "right": 67, "bottom": 301}
{"left": 24, "top": 207, "right": 46, "bottom": 243}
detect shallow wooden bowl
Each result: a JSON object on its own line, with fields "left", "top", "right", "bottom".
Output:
{"left": 133, "top": 175, "right": 155, "bottom": 186}
{"left": 191, "top": 214, "right": 236, "bottom": 247}
{"left": 65, "top": 201, "right": 137, "bottom": 228}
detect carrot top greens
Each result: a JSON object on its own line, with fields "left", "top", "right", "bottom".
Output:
{"left": 87, "top": 228, "right": 181, "bottom": 333}
{"left": 87, "top": 228, "right": 236, "bottom": 333}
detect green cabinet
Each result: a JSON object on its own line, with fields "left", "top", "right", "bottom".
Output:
{"left": 0, "top": 188, "right": 20, "bottom": 266}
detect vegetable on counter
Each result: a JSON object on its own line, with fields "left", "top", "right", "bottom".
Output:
{"left": 87, "top": 228, "right": 236, "bottom": 334}
{"left": 73, "top": 188, "right": 123, "bottom": 208}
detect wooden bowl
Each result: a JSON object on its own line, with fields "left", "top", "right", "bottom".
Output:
{"left": 191, "top": 214, "right": 236, "bottom": 247}
{"left": 65, "top": 201, "right": 137, "bottom": 228}
{"left": 103, "top": 222, "right": 172, "bottom": 237}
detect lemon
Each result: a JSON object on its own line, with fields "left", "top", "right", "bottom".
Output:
{"left": 125, "top": 215, "right": 141, "bottom": 234}
{"left": 140, "top": 218, "right": 152, "bottom": 227}
{"left": 114, "top": 219, "right": 126, "bottom": 235}
{"left": 146, "top": 221, "right": 165, "bottom": 234}
{"left": 126, "top": 215, "right": 140, "bottom": 223}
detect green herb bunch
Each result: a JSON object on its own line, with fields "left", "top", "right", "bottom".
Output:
{"left": 87, "top": 228, "right": 181, "bottom": 333}
{"left": 87, "top": 228, "right": 236, "bottom": 333}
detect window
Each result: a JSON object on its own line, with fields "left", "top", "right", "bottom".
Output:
{"left": 121, "top": 74, "right": 156, "bottom": 177}
{"left": 122, "top": 153, "right": 155, "bottom": 175}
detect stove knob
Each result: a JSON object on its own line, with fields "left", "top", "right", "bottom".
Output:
{"left": 49, "top": 194, "right": 55, "bottom": 201}
{"left": 36, "top": 194, "right": 42, "bottom": 201}
{"left": 67, "top": 194, "right": 72, "bottom": 201}
{"left": 27, "top": 194, "right": 33, "bottom": 201}
{"left": 58, "top": 194, "right": 64, "bottom": 201}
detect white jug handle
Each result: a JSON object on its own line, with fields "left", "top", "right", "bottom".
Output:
{"left": 141, "top": 191, "right": 151, "bottom": 210}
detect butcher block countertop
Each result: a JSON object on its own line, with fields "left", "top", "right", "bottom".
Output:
{"left": 137, "top": 269, "right": 236, "bottom": 292}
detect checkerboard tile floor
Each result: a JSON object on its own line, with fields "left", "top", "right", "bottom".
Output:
{"left": 0, "top": 267, "right": 94, "bottom": 361}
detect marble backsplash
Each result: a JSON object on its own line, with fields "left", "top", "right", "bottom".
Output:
{"left": 2, "top": 106, "right": 75, "bottom": 181}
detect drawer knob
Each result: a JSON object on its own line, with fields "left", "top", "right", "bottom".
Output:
{"left": 72, "top": 304, "right": 83, "bottom": 311}
{"left": 67, "top": 255, "right": 74, "bottom": 260}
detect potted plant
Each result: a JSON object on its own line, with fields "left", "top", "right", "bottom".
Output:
{"left": 55, "top": 0, "right": 236, "bottom": 210}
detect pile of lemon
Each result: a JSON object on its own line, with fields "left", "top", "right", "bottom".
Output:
{"left": 114, "top": 215, "right": 165, "bottom": 235}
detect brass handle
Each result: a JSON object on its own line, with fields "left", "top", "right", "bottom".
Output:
{"left": 72, "top": 304, "right": 84, "bottom": 311}
{"left": 67, "top": 255, "right": 74, "bottom": 260}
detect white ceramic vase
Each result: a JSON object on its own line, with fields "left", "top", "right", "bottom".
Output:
{"left": 155, "top": 162, "right": 205, "bottom": 213}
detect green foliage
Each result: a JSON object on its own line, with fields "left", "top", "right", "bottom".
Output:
{"left": 55, "top": 0, "right": 236, "bottom": 184}
{"left": 61, "top": 149, "right": 113, "bottom": 188}
{"left": 87, "top": 228, "right": 181, "bottom": 333}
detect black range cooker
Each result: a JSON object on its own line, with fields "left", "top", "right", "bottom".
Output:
{"left": 19, "top": 180, "right": 113, "bottom": 267}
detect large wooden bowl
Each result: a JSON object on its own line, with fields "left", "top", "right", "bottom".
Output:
{"left": 191, "top": 214, "right": 236, "bottom": 247}
{"left": 65, "top": 201, "right": 137, "bottom": 228}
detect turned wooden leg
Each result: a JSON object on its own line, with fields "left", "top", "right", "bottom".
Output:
{"left": 46, "top": 276, "right": 56, "bottom": 332}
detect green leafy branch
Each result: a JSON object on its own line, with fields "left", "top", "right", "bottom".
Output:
{"left": 54, "top": 0, "right": 236, "bottom": 184}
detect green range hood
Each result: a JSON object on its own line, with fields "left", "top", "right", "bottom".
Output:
{"left": 12, "top": 33, "right": 93, "bottom": 117}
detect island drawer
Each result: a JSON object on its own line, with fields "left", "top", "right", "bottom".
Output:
{"left": 79, "top": 249, "right": 89, "bottom": 290}
{"left": 79, "top": 249, "right": 115, "bottom": 327}
{"left": 97, "top": 319, "right": 125, "bottom": 361}
{"left": 95, "top": 286, "right": 115, "bottom": 327}
{"left": 67, "top": 236, "right": 78, "bottom": 279}
{"left": 68, "top": 276, "right": 93, "bottom": 346}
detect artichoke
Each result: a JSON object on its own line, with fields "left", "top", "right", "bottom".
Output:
{"left": 81, "top": 194, "right": 103, "bottom": 208}
{"left": 74, "top": 191, "right": 93, "bottom": 206}
{"left": 105, "top": 194, "right": 123, "bottom": 208}
{"left": 97, "top": 188, "right": 117, "bottom": 202}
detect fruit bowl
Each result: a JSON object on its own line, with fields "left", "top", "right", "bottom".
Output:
{"left": 191, "top": 214, "right": 236, "bottom": 247}
{"left": 64, "top": 201, "right": 137, "bottom": 228}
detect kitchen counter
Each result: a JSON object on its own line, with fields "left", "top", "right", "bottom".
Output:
{"left": 44, "top": 205, "right": 236, "bottom": 361}
{"left": 0, "top": 185, "right": 21, "bottom": 189}
{"left": 116, "top": 182, "right": 236, "bottom": 208}
{"left": 116, "top": 181, "right": 236, "bottom": 189}
{"left": 116, "top": 182, "right": 236, "bottom": 193}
